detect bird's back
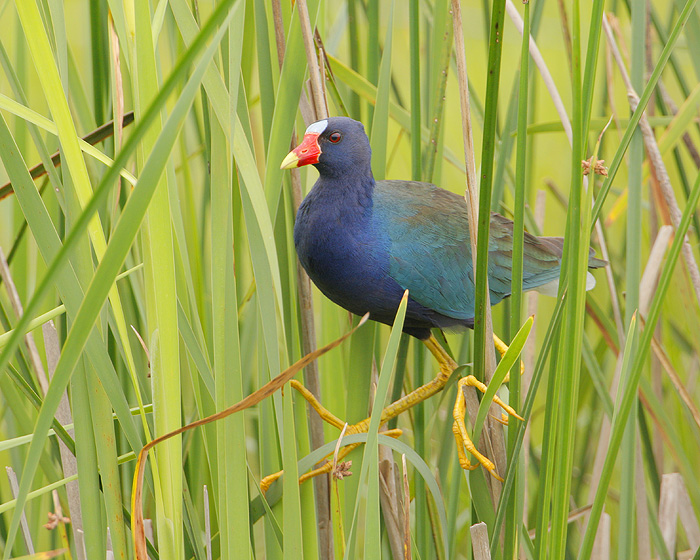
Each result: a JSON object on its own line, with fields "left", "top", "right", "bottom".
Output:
{"left": 372, "top": 180, "right": 601, "bottom": 325}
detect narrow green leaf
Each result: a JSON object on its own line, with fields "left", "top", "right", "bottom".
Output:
{"left": 0, "top": 7, "right": 234, "bottom": 553}
{"left": 473, "top": 317, "right": 532, "bottom": 442}
{"left": 579, "top": 161, "right": 700, "bottom": 560}
{"left": 347, "top": 290, "right": 407, "bottom": 560}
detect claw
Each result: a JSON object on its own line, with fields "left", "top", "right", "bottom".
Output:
{"left": 261, "top": 334, "right": 521, "bottom": 490}
{"left": 260, "top": 470, "right": 283, "bottom": 494}
{"left": 452, "top": 377, "right": 506, "bottom": 481}
{"left": 452, "top": 372, "right": 525, "bottom": 481}
{"left": 260, "top": 428, "right": 403, "bottom": 492}
{"left": 459, "top": 375, "right": 523, "bottom": 421}
{"left": 493, "top": 333, "right": 525, "bottom": 377}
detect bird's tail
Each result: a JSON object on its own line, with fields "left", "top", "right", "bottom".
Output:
{"left": 539, "top": 236, "right": 607, "bottom": 269}
{"left": 532, "top": 236, "right": 606, "bottom": 296}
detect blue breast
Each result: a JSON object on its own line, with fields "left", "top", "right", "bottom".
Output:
{"left": 294, "top": 176, "right": 406, "bottom": 323}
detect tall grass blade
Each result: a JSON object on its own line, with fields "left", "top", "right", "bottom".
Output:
{"left": 346, "top": 291, "right": 407, "bottom": 560}
{"left": 0, "top": 7, "right": 234, "bottom": 553}
{"left": 579, "top": 167, "right": 700, "bottom": 560}
{"left": 505, "top": 1, "right": 530, "bottom": 553}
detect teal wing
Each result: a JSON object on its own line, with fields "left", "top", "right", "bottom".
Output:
{"left": 373, "top": 181, "right": 565, "bottom": 321}
{"left": 487, "top": 213, "right": 564, "bottom": 297}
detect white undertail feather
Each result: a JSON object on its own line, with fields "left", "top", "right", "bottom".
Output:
{"left": 534, "top": 272, "right": 596, "bottom": 297}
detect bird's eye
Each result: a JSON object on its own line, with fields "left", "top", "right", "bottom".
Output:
{"left": 329, "top": 131, "right": 342, "bottom": 143}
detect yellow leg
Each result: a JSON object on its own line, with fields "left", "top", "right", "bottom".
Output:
{"left": 260, "top": 333, "right": 523, "bottom": 491}
{"left": 493, "top": 332, "right": 525, "bottom": 382}
{"left": 260, "top": 429, "right": 402, "bottom": 493}
{"left": 260, "top": 340, "right": 456, "bottom": 493}
{"left": 299, "top": 428, "right": 403, "bottom": 484}
{"left": 452, "top": 378, "right": 493, "bottom": 474}
{"left": 427, "top": 335, "right": 522, "bottom": 481}
{"left": 287, "top": 380, "right": 346, "bottom": 430}
{"left": 451, "top": 375, "right": 524, "bottom": 481}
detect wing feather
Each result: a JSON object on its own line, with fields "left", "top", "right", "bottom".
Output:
{"left": 373, "top": 181, "right": 567, "bottom": 320}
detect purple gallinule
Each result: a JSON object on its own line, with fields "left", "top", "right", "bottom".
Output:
{"left": 269, "top": 116, "right": 604, "bottom": 485}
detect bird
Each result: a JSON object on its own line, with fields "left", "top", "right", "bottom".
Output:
{"left": 274, "top": 116, "right": 605, "bottom": 484}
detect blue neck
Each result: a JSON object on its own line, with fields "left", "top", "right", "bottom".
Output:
{"left": 316, "top": 174, "right": 373, "bottom": 216}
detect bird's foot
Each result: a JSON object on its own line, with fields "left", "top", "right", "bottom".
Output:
{"left": 259, "top": 379, "right": 404, "bottom": 493}
{"left": 260, "top": 333, "right": 524, "bottom": 492}
{"left": 452, "top": 374, "right": 523, "bottom": 482}
{"left": 259, "top": 440, "right": 362, "bottom": 494}
{"left": 260, "top": 429, "right": 402, "bottom": 493}
{"left": 260, "top": 471, "right": 282, "bottom": 494}
{"left": 493, "top": 333, "right": 525, "bottom": 382}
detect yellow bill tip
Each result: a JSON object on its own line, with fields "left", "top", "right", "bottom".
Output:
{"left": 280, "top": 150, "right": 300, "bottom": 170}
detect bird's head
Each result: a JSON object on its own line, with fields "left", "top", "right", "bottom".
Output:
{"left": 280, "top": 117, "right": 372, "bottom": 178}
